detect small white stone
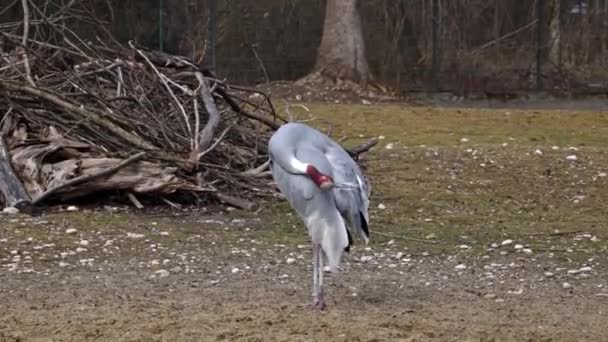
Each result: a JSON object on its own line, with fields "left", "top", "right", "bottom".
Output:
{"left": 377, "top": 203, "right": 386, "bottom": 210}
{"left": 514, "top": 244, "right": 524, "bottom": 250}
{"left": 295, "top": 94, "right": 303, "bottom": 101}
{"left": 387, "top": 240, "right": 395, "bottom": 246}
{"left": 10, "top": 250, "right": 18, "bottom": 255}
{"left": 534, "top": 149, "right": 543, "bottom": 155}
{"left": 378, "top": 135, "right": 385, "bottom": 140}
{"left": 58, "top": 262, "right": 69, "bottom": 268}
{"left": 551, "top": 146, "right": 559, "bottom": 150}
{"left": 286, "top": 257, "right": 296, "bottom": 264}
{"left": 159, "top": 231, "right": 169, "bottom": 236}
{"left": 544, "top": 272, "right": 554, "bottom": 278}
{"left": 66, "top": 205, "right": 79, "bottom": 212}
{"left": 501, "top": 239, "right": 513, "bottom": 246}
{"left": 562, "top": 282, "right": 572, "bottom": 289}
{"left": 155, "top": 269, "right": 170, "bottom": 278}
{"left": 490, "top": 243, "right": 499, "bottom": 248}
{"left": 360, "top": 255, "right": 373, "bottom": 263}
{"left": 126, "top": 233, "right": 145, "bottom": 239}
{"left": 565, "top": 155, "right": 577, "bottom": 161}
{"left": 459, "top": 244, "right": 470, "bottom": 249}
{"left": 65, "top": 228, "right": 78, "bottom": 234}
{"left": 460, "top": 138, "right": 469, "bottom": 142}
{"left": 579, "top": 266, "right": 593, "bottom": 273}
{"left": 385, "top": 143, "right": 394, "bottom": 150}
{"left": 522, "top": 248, "right": 533, "bottom": 254}
{"left": 591, "top": 236, "right": 600, "bottom": 242}
{"left": 231, "top": 267, "right": 239, "bottom": 273}
{"left": 2, "top": 207, "right": 19, "bottom": 214}
{"left": 454, "top": 264, "right": 467, "bottom": 270}
{"left": 598, "top": 172, "right": 607, "bottom": 178}
{"left": 361, "top": 99, "right": 371, "bottom": 105}
{"left": 79, "top": 240, "right": 89, "bottom": 246}
{"left": 425, "top": 233, "right": 437, "bottom": 240}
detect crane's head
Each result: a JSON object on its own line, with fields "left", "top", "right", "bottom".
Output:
{"left": 306, "top": 164, "right": 334, "bottom": 190}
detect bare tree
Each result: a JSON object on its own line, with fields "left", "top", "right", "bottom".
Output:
{"left": 548, "top": 0, "right": 561, "bottom": 66}
{"left": 304, "top": 0, "right": 373, "bottom": 86}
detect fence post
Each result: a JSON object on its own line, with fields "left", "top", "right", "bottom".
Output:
{"left": 158, "top": 0, "right": 163, "bottom": 52}
{"left": 431, "top": 0, "right": 440, "bottom": 93}
{"left": 207, "top": 0, "right": 217, "bottom": 72}
{"left": 536, "top": 0, "right": 544, "bottom": 91}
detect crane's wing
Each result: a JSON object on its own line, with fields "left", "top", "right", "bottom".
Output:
{"left": 269, "top": 146, "right": 352, "bottom": 261}
{"left": 324, "top": 144, "right": 371, "bottom": 242}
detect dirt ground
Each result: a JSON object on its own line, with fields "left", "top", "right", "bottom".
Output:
{"left": 2, "top": 101, "right": 608, "bottom": 341}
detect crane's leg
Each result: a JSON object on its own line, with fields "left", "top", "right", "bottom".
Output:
{"left": 312, "top": 243, "right": 319, "bottom": 306}
{"left": 317, "top": 247, "right": 326, "bottom": 309}
{"left": 311, "top": 243, "right": 326, "bottom": 310}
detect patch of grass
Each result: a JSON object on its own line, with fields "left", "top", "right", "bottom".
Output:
{"left": 304, "top": 103, "right": 608, "bottom": 147}
{"left": 260, "top": 103, "right": 608, "bottom": 256}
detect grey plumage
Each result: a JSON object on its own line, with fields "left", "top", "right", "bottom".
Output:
{"left": 268, "top": 122, "right": 371, "bottom": 309}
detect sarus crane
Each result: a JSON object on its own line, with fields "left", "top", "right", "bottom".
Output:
{"left": 268, "top": 122, "right": 371, "bottom": 310}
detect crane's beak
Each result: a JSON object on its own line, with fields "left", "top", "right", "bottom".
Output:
{"left": 319, "top": 179, "right": 335, "bottom": 190}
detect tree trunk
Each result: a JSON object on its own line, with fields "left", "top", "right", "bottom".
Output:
{"left": 603, "top": 0, "right": 608, "bottom": 65}
{"left": 312, "top": 0, "right": 372, "bottom": 86}
{"left": 548, "top": 0, "right": 561, "bottom": 66}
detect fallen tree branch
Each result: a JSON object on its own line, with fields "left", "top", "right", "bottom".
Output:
{"left": 240, "top": 159, "right": 270, "bottom": 177}
{"left": 214, "top": 192, "right": 257, "bottom": 211}
{"left": 32, "top": 152, "right": 146, "bottom": 205}
{"left": 195, "top": 71, "right": 221, "bottom": 156}
{"left": 126, "top": 192, "right": 144, "bottom": 209}
{"left": 20, "top": 0, "right": 35, "bottom": 87}
{"left": 198, "top": 123, "right": 234, "bottom": 159}
{"left": 346, "top": 137, "right": 379, "bottom": 160}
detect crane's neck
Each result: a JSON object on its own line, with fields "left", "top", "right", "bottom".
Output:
{"left": 289, "top": 157, "right": 334, "bottom": 189}
{"left": 306, "top": 165, "right": 334, "bottom": 190}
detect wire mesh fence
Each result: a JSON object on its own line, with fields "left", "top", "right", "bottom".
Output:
{"left": 2, "top": 0, "right": 607, "bottom": 97}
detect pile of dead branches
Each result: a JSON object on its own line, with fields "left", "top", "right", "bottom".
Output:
{"left": 0, "top": 1, "right": 289, "bottom": 211}
{"left": 0, "top": 1, "right": 376, "bottom": 212}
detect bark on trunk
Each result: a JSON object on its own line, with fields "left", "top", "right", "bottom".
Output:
{"left": 313, "top": 0, "right": 372, "bottom": 85}
{"left": 603, "top": 0, "right": 608, "bottom": 65}
{"left": 548, "top": 0, "right": 561, "bottom": 66}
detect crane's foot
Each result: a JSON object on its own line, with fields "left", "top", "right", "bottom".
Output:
{"left": 311, "top": 296, "right": 326, "bottom": 311}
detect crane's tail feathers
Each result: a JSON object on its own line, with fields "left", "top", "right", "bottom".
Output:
{"left": 357, "top": 211, "right": 369, "bottom": 245}
{"left": 345, "top": 228, "right": 353, "bottom": 252}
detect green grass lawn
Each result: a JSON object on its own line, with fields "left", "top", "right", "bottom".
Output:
{"left": 260, "top": 103, "right": 608, "bottom": 258}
